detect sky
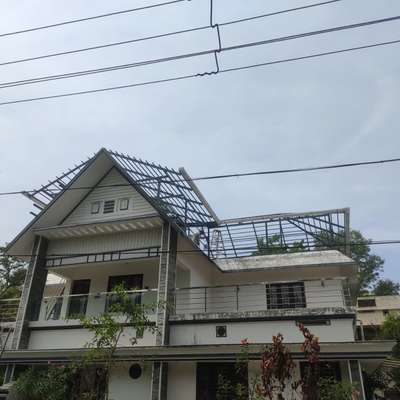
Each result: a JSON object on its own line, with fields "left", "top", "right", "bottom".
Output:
{"left": 0, "top": 0, "right": 399, "bottom": 283}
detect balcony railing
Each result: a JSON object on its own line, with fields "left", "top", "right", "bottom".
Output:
{"left": 33, "top": 289, "right": 158, "bottom": 322}
{"left": 0, "top": 298, "right": 20, "bottom": 323}
{"left": 173, "top": 281, "right": 352, "bottom": 315}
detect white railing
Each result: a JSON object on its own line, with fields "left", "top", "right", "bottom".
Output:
{"left": 0, "top": 298, "right": 20, "bottom": 323}
{"left": 173, "top": 281, "right": 352, "bottom": 315}
{"left": 33, "top": 289, "right": 158, "bottom": 322}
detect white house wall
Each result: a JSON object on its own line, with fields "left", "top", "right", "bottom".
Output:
{"left": 167, "top": 362, "right": 197, "bottom": 400}
{"left": 169, "top": 319, "right": 354, "bottom": 346}
{"left": 28, "top": 327, "right": 156, "bottom": 349}
{"left": 62, "top": 168, "right": 157, "bottom": 225}
{"left": 47, "top": 228, "right": 161, "bottom": 256}
{"left": 109, "top": 363, "right": 152, "bottom": 400}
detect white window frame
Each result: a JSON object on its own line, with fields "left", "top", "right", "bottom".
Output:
{"left": 119, "top": 198, "right": 130, "bottom": 211}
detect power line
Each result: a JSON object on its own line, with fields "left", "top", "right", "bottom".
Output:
{"left": 0, "top": 156, "right": 399, "bottom": 197}
{"left": 0, "top": 0, "right": 186, "bottom": 38}
{"left": 1, "top": 15, "right": 399, "bottom": 90}
{"left": 0, "top": 0, "right": 343, "bottom": 67}
{"left": 6, "top": 240, "right": 400, "bottom": 258}
{"left": 0, "top": 37, "right": 399, "bottom": 107}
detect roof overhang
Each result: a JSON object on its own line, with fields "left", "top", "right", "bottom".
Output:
{"left": 34, "top": 215, "right": 162, "bottom": 240}
{"left": 6, "top": 149, "right": 120, "bottom": 258}
{"left": 214, "top": 250, "right": 357, "bottom": 276}
{"left": 0, "top": 341, "right": 394, "bottom": 364}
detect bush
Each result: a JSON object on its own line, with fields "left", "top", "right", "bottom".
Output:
{"left": 318, "top": 377, "right": 359, "bottom": 400}
{"left": 13, "top": 366, "right": 73, "bottom": 400}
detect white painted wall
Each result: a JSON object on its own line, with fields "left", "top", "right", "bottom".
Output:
{"left": 47, "top": 229, "right": 161, "bottom": 257}
{"left": 109, "top": 362, "right": 152, "bottom": 400}
{"left": 28, "top": 326, "right": 155, "bottom": 349}
{"left": 167, "top": 362, "right": 197, "bottom": 400}
{"left": 175, "top": 279, "right": 347, "bottom": 314}
{"left": 169, "top": 318, "right": 355, "bottom": 346}
{"left": 63, "top": 168, "right": 157, "bottom": 225}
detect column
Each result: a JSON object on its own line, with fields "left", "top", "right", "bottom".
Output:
{"left": 11, "top": 236, "right": 48, "bottom": 350}
{"left": 151, "top": 222, "right": 177, "bottom": 400}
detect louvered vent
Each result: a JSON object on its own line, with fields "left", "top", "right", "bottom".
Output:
{"left": 103, "top": 200, "right": 115, "bottom": 214}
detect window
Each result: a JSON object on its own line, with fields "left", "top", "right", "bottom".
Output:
{"left": 67, "top": 279, "right": 91, "bottom": 318}
{"left": 103, "top": 200, "right": 115, "bottom": 214}
{"left": 300, "top": 361, "right": 341, "bottom": 382}
{"left": 216, "top": 326, "right": 227, "bottom": 337}
{"left": 129, "top": 364, "right": 142, "bottom": 380}
{"left": 90, "top": 201, "right": 101, "bottom": 214}
{"left": 357, "top": 298, "right": 376, "bottom": 307}
{"left": 106, "top": 274, "right": 143, "bottom": 310}
{"left": 196, "top": 363, "right": 248, "bottom": 400}
{"left": 119, "top": 198, "right": 130, "bottom": 211}
{"left": 266, "top": 282, "right": 306, "bottom": 309}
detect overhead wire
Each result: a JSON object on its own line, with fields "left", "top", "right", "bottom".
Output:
{"left": 0, "top": 156, "right": 399, "bottom": 196}
{"left": 0, "top": 37, "right": 399, "bottom": 106}
{"left": 0, "top": 0, "right": 186, "bottom": 38}
{"left": 7, "top": 240, "right": 400, "bottom": 259}
{"left": 0, "top": 0, "right": 343, "bottom": 67}
{"left": 0, "top": 15, "right": 399, "bottom": 89}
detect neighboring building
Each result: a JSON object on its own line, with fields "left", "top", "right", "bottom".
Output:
{"left": 0, "top": 148, "right": 394, "bottom": 400}
{"left": 357, "top": 295, "right": 400, "bottom": 340}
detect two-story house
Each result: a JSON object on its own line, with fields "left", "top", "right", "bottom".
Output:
{"left": 0, "top": 148, "right": 393, "bottom": 399}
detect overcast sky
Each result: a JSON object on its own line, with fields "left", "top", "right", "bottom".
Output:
{"left": 0, "top": 0, "right": 399, "bottom": 283}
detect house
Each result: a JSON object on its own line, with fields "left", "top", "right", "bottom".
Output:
{"left": 357, "top": 295, "right": 400, "bottom": 340}
{"left": 0, "top": 148, "right": 394, "bottom": 399}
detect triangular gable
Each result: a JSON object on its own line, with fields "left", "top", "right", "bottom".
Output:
{"left": 62, "top": 167, "right": 157, "bottom": 225}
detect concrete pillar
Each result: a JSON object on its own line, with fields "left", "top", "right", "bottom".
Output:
{"left": 151, "top": 222, "right": 177, "bottom": 400}
{"left": 11, "top": 236, "right": 48, "bottom": 350}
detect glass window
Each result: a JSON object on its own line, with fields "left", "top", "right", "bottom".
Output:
{"left": 266, "top": 282, "right": 306, "bottom": 309}
{"left": 119, "top": 198, "right": 130, "bottom": 211}
{"left": 90, "top": 201, "right": 101, "bottom": 214}
{"left": 357, "top": 298, "right": 376, "bottom": 307}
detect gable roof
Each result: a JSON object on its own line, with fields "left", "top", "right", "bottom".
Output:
{"left": 7, "top": 148, "right": 219, "bottom": 257}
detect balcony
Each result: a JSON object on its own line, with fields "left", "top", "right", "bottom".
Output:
{"left": 32, "top": 289, "right": 158, "bottom": 324}
{"left": 172, "top": 280, "right": 352, "bottom": 318}
{"left": 0, "top": 299, "right": 19, "bottom": 323}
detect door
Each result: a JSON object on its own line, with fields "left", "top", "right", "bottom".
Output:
{"left": 67, "top": 279, "right": 91, "bottom": 318}
{"left": 196, "top": 362, "right": 248, "bottom": 400}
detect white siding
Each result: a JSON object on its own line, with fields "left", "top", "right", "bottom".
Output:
{"left": 47, "top": 229, "right": 161, "bottom": 256}
{"left": 305, "top": 279, "right": 344, "bottom": 308}
{"left": 63, "top": 168, "right": 157, "bottom": 225}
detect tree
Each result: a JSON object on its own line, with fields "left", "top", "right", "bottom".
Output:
{"left": 0, "top": 246, "right": 27, "bottom": 299}
{"left": 13, "top": 285, "right": 159, "bottom": 400}
{"left": 373, "top": 279, "right": 400, "bottom": 296}
{"left": 381, "top": 313, "right": 400, "bottom": 358}
{"left": 315, "top": 230, "right": 384, "bottom": 297}
{"left": 253, "top": 235, "right": 305, "bottom": 256}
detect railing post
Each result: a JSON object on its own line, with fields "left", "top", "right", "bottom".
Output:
{"left": 236, "top": 286, "right": 239, "bottom": 312}
{"left": 204, "top": 288, "right": 207, "bottom": 313}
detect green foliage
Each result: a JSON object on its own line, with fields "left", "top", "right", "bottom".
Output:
{"left": 0, "top": 246, "right": 27, "bottom": 299}
{"left": 14, "top": 285, "right": 159, "bottom": 400}
{"left": 380, "top": 313, "right": 400, "bottom": 357}
{"left": 253, "top": 235, "right": 305, "bottom": 256}
{"left": 315, "top": 230, "right": 384, "bottom": 296}
{"left": 318, "top": 377, "right": 359, "bottom": 400}
{"left": 373, "top": 279, "right": 400, "bottom": 296}
{"left": 13, "top": 366, "right": 73, "bottom": 400}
